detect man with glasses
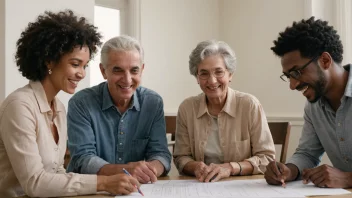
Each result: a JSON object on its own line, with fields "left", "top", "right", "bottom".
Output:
{"left": 265, "top": 17, "right": 352, "bottom": 188}
{"left": 66, "top": 35, "right": 171, "bottom": 184}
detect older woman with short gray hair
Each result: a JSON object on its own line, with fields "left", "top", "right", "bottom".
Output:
{"left": 173, "top": 40, "right": 275, "bottom": 182}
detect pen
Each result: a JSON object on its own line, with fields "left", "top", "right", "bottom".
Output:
{"left": 275, "top": 162, "right": 286, "bottom": 188}
{"left": 209, "top": 174, "right": 218, "bottom": 182}
{"left": 122, "top": 168, "right": 144, "bottom": 196}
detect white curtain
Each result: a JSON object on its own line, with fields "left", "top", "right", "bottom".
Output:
{"left": 305, "top": 0, "right": 352, "bottom": 65}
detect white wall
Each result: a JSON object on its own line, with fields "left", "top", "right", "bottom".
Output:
{"left": 140, "top": 0, "right": 220, "bottom": 114}
{"left": 3, "top": 0, "right": 95, "bottom": 109}
{"left": 220, "top": 0, "right": 307, "bottom": 118}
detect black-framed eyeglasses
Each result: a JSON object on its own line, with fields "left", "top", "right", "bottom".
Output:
{"left": 197, "top": 69, "right": 227, "bottom": 80}
{"left": 280, "top": 56, "right": 319, "bottom": 82}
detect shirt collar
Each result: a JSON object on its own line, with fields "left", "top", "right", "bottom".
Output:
{"left": 196, "top": 87, "right": 236, "bottom": 118}
{"left": 319, "top": 64, "right": 352, "bottom": 107}
{"left": 102, "top": 82, "right": 141, "bottom": 111}
{"left": 344, "top": 64, "right": 352, "bottom": 97}
{"left": 29, "top": 81, "right": 64, "bottom": 113}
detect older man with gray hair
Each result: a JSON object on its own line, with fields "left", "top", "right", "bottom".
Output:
{"left": 67, "top": 35, "right": 171, "bottom": 184}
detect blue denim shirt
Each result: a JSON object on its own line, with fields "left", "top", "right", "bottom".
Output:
{"left": 66, "top": 82, "right": 171, "bottom": 175}
{"left": 287, "top": 65, "right": 352, "bottom": 177}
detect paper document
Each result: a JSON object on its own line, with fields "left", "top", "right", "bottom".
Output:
{"left": 115, "top": 179, "right": 351, "bottom": 198}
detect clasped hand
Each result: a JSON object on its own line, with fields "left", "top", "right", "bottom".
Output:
{"left": 194, "top": 162, "right": 231, "bottom": 182}
{"left": 127, "top": 161, "right": 158, "bottom": 184}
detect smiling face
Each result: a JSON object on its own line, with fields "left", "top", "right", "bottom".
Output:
{"left": 196, "top": 54, "right": 233, "bottom": 101}
{"left": 100, "top": 49, "right": 143, "bottom": 105}
{"left": 281, "top": 50, "right": 327, "bottom": 103}
{"left": 47, "top": 45, "right": 90, "bottom": 94}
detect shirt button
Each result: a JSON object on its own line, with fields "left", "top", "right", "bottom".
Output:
{"left": 121, "top": 120, "right": 124, "bottom": 122}
{"left": 119, "top": 143, "right": 123, "bottom": 145}
{"left": 338, "top": 123, "right": 341, "bottom": 126}
{"left": 54, "top": 148, "right": 58, "bottom": 151}
{"left": 120, "top": 132, "right": 124, "bottom": 135}
{"left": 119, "top": 158, "right": 122, "bottom": 161}
{"left": 340, "top": 137, "right": 345, "bottom": 141}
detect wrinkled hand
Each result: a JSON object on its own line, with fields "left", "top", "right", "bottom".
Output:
{"left": 194, "top": 162, "right": 231, "bottom": 182}
{"left": 104, "top": 174, "right": 140, "bottom": 195}
{"left": 204, "top": 163, "right": 231, "bottom": 182}
{"left": 127, "top": 161, "right": 157, "bottom": 184}
{"left": 194, "top": 161, "right": 209, "bottom": 181}
{"left": 302, "top": 164, "right": 352, "bottom": 188}
{"left": 264, "top": 161, "right": 291, "bottom": 185}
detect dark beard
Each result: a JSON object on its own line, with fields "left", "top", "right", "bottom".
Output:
{"left": 309, "top": 68, "right": 327, "bottom": 103}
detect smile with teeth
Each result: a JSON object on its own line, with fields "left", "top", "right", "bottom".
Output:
{"left": 208, "top": 85, "right": 220, "bottom": 90}
{"left": 300, "top": 85, "right": 309, "bottom": 94}
{"left": 119, "top": 85, "right": 132, "bottom": 89}
{"left": 69, "top": 80, "right": 79, "bottom": 85}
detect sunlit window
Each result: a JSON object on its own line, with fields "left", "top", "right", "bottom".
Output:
{"left": 90, "top": 5, "right": 120, "bottom": 86}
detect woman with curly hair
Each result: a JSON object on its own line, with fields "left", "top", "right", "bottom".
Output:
{"left": 0, "top": 10, "right": 139, "bottom": 197}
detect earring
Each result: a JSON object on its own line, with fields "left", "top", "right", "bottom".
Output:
{"left": 48, "top": 69, "right": 52, "bottom": 75}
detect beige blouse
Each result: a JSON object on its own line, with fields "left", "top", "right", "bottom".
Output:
{"left": 173, "top": 88, "right": 275, "bottom": 175}
{"left": 0, "top": 81, "right": 96, "bottom": 197}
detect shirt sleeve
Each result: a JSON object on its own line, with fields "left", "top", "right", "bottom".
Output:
{"left": 0, "top": 99, "right": 97, "bottom": 197}
{"left": 286, "top": 102, "right": 324, "bottom": 179}
{"left": 67, "top": 98, "right": 109, "bottom": 174}
{"left": 173, "top": 101, "right": 195, "bottom": 174}
{"left": 242, "top": 98, "right": 276, "bottom": 174}
{"left": 145, "top": 97, "right": 172, "bottom": 176}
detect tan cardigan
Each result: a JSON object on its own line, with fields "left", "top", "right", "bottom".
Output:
{"left": 173, "top": 88, "right": 275, "bottom": 175}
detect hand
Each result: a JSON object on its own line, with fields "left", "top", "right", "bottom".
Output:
{"left": 194, "top": 161, "right": 210, "bottom": 182}
{"left": 127, "top": 161, "right": 157, "bottom": 184}
{"left": 98, "top": 174, "right": 140, "bottom": 195}
{"left": 265, "top": 161, "right": 291, "bottom": 185}
{"left": 203, "top": 163, "right": 231, "bottom": 182}
{"left": 302, "top": 164, "right": 352, "bottom": 188}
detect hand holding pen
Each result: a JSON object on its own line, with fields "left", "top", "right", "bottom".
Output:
{"left": 275, "top": 162, "right": 286, "bottom": 188}
{"left": 123, "top": 168, "right": 145, "bottom": 196}
{"left": 264, "top": 161, "right": 289, "bottom": 187}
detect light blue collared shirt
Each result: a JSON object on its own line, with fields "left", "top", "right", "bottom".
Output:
{"left": 287, "top": 65, "right": 352, "bottom": 177}
{"left": 66, "top": 82, "right": 171, "bottom": 175}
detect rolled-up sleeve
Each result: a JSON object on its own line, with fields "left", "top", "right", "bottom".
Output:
{"left": 173, "top": 101, "right": 195, "bottom": 173}
{"left": 1, "top": 99, "right": 97, "bottom": 197}
{"left": 286, "top": 103, "right": 323, "bottom": 179}
{"left": 243, "top": 99, "right": 275, "bottom": 174}
{"left": 67, "top": 98, "right": 109, "bottom": 174}
{"left": 145, "top": 97, "right": 171, "bottom": 176}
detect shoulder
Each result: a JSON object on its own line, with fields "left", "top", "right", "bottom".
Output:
{"left": 179, "top": 93, "right": 203, "bottom": 108}
{"left": 178, "top": 93, "right": 204, "bottom": 116}
{"left": 70, "top": 82, "right": 105, "bottom": 103}
{"left": 136, "top": 86, "right": 163, "bottom": 102}
{"left": 0, "top": 85, "right": 36, "bottom": 118}
{"left": 230, "top": 89, "right": 262, "bottom": 107}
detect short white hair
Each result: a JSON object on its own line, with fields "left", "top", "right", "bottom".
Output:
{"left": 100, "top": 35, "right": 144, "bottom": 68}
{"left": 189, "top": 40, "right": 237, "bottom": 76}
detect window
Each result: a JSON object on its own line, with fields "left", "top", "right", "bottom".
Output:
{"left": 90, "top": 5, "right": 120, "bottom": 86}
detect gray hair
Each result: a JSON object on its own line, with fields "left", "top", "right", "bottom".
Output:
{"left": 100, "top": 35, "right": 144, "bottom": 68}
{"left": 189, "top": 40, "right": 237, "bottom": 77}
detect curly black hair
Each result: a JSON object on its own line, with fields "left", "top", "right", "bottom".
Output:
{"left": 15, "top": 10, "right": 102, "bottom": 81}
{"left": 271, "top": 17, "right": 343, "bottom": 64}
